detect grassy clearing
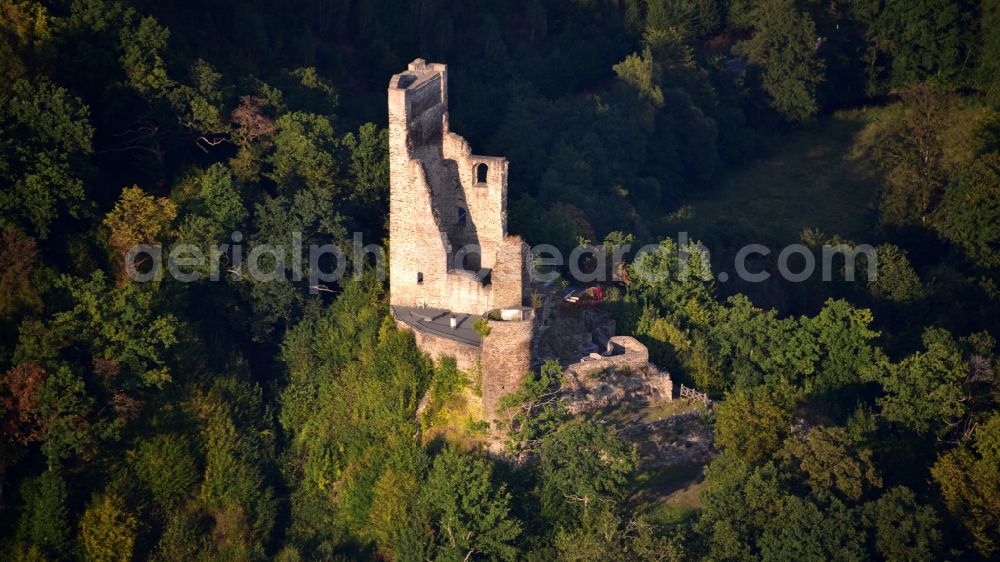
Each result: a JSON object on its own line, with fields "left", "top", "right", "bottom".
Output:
{"left": 638, "top": 399, "right": 706, "bottom": 423}
{"left": 645, "top": 501, "right": 700, "bottom": 526}
{"left": 631, "top": 462, "right": 706, "bottom": 523}
{"left": 663, "top": 111, "right": 883, "bottom": 246}
{"left": 588, "top": 398, "right": 703, "bottom": 426}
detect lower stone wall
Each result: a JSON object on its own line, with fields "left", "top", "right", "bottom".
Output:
{"left": 560, "top": 335, "right": 673, "bottom": 414}
{"left": 396, "top": 320, "right": 481, "bottom": 371}
{"left": 481, "top": 313, "right": 535, "bottom": 421}
{"left": 397, "top": 313, "right": 535, "bottom": 423}
{"left": 561, "top": 366, "right": 673, "bottom": 414}
{"left": 564, "top": 336, "right": 649, "bottom": 377}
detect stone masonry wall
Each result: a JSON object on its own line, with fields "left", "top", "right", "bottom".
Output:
{"left": 481, "top": 312, "right": 535, "bottom": 422}
{"left": 441, "top": 131, "right": 508, "bottom": 271}
{"left": 388, "top": 59, "right": 524, "bottom": 317}
{"left": 388, "top": 157, "right": 450, "bottom": 309}
{"left": 563, "top": 336, "right": 650, "bottom": 378}
{"left": 395, "top": 319, "right": 482, "bottom": 372}
{"left": 491, "top": 236, "right": 530, "bottom": 309}
{"left": 389, "top": 60, "right": 534, "bottom": 423}
{"left": 388, "top": 61, "right": 452, "bottom": 310}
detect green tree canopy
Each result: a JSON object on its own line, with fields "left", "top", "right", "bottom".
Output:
{"left": 421, "top": 445, "right": 522, "bottom": 561}
{"left": 0, "top": 77, "right": 92, "bottom": 237}
{"left": 736, "top": 0, "right": 825, "bottom": 122}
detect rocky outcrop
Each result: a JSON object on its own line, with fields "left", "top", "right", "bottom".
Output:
{"left": 560, "top": 359, "right": 673, "bottom": 415}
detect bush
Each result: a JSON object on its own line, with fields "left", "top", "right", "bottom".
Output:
{"left": 531, "top": 291, "right": 544, "bottom": 309}
{"left": 429, "top": 358, "right": 465, "bottom": 406}
{"left": 474, "top": 316, "right": 492, "bottom": 336}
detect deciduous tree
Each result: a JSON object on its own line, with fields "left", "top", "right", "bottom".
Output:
{"left": 736, "top": 0, "right": 825, "bottom": 122}
{"left": 77, "top": 493, "right": 139, "bottom": 562}
{"left": 421, "top": 446, "right": 522, "bottom": 561}
{"left": 0, "top": 78, "right": 92, "bottom": 238}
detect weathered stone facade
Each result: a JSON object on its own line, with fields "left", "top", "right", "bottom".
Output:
{"left": 563, "top": 336, "right": 651, "bottom": 378}
{"left": 388, "top": 59, "right": 527, "bottom": 314}
{"left": 560, "top": 336, "right": 672, "bottom": 414}
{"left": 388, "top": 60, "right": 533, "bottom": 420}
{"left": 396, "top": 318, "right": 481, "bottom": 371}
{"left": 481, "top": 313, "right": 535, "bottom": 420}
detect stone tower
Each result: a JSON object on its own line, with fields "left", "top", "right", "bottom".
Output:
{"left": 388, "top": 59, "right": 534, "bottom": 421}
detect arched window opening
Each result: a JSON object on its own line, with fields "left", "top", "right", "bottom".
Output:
{"left": 457, "top": 207, "right": 468, "bottom": 226}
{"left": 461, "top": 252, "right": 481, "bottom": 272}
{"left": 417, "top": 272, "right": 424, "bottom": 284}
{"left": 474, "top": 163, "right": 488, "bottom": 184}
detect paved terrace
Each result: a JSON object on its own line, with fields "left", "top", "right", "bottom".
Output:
{"left": 391, "top": 305, "right": 483, "bottom": 347}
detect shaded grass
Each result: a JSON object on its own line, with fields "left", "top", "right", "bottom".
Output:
{"left": 631, "top": 462, "right": 706, "bottom": 523}
{"left": 663, "top": 111, "right": 882, "bottom": 247}
{"left": 586, "top": 398, "right": 702, "bottom": 426}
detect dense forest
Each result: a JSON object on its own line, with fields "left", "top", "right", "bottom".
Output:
{"left": 1, "top": 0, "right": 998, "bottom": 560}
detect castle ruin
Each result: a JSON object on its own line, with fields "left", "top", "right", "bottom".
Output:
{"left": 388, "top": 60, "right": 671, "bottom": 423}
{"left": 388, "top": 59, "right": 533, "bottom": 420}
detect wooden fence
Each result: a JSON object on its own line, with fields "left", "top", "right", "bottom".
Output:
{"left": 679, "top": 384, "right": 712, "bottom": 405}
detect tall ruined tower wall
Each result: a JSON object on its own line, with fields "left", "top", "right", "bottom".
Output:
{"left": 388, "top": 59, "right": 526, "bottom": 315}
{"left": 389, "top": 60, "right": 533, "bottom": 422}
{"left": 388, "top": 62, "right": 449, "bottom": 310}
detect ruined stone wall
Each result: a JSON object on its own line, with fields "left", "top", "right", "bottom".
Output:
{"left": 441, "top": 131, "right": 508, "bottom": 271}
{"left": 388, "top": 62, "right": 450, "bottom": 310}
{"left": 564, "top": 336, "right": 650, "bottom": 378}
{"left": 491, "top": 237, "right": 530, "bottom": 309}
{"left": 396, "top": 319, "right": 482, "bottom": 371}
{"left": 389, "top": 60, "right": 533, "bottom": 423}
{"left": 560, "top": 336, "right": 673, "bottom": 414}
{"left": 388, "top": 59, "right": 523, "bottom": 316}
{"left": 481, "top": 312, "right": 535, "bottom": 421}
{"left": 394, "top": 62, "right": 447, "bottom": 147}
{"left": 442, "top": 271, "right": 493, "bottom": 312}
